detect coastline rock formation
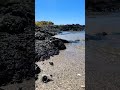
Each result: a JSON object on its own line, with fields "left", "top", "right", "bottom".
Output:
{"left": 35, "top": 22, "right": 85, "bottom": 32}
{"left": 0, "top": 0, "right": 35, "bottom": 86}
{"left": 35, "top": 27, "right": 69, "bottom": 62}
{"left": 0, "top": 0, "right": 83, "bottom": 87}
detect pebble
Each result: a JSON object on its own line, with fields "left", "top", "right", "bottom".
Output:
{"left": 42, "top": 75, "right": 48, "bottom": 83}
{"left": 49, "top": 62, "right": 54, "bottom": 66}
{"left": 81, "top": 85, "right": 85, "bottom": 88}
{"left": 42, "top": 75, "right": 53, "bottom": 83}
{"left": 50, "top": 75, "right": 53, "bottom": 77}
{"left": 77, "top": 74, "right": 82, "bottom": 76}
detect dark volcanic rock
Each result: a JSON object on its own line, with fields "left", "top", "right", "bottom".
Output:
{"left": 36, "top": 40, "right": 66, "bottom": 60}
{"left": 35, "top": 39, "right": 59, "bottom": 62}
{"left": 49, "top": 62, "right": 54, "bottom": 66}
{"left": 0, "top": 0, "right": 35, "bottom": 86}
{"left": 42, "top": 76, "right": 48, "bottom": 83}
{"left": 42, "top": 75, "right": 53, "bottom": 83}
{"left": 59, "top": 38, "right": 69, "bottom": 43}
{"left": 35, "top": 31, "right": 51, "bottom": 40}
{"left": 35, "top": 29, "right": 68, "bottom": 62}
{"left": 35, "top": 64, "right": 41, "bottom": 74}
{"left": 35, "top": 24, "right": 85, "bottom": 32}
{"left": 50, "top": 38, "right": 66, "bottom": 50}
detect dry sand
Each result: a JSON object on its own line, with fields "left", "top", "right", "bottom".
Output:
{"left": 36, "top": 42, "right": 85, "bottom": 90}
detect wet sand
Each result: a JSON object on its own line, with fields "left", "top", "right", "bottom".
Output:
{"left": 0, "top": 79, "right": 35, "bottom": 90}
{"left": 36, "top": 42, "right": 85, "bottom": 90}
{"left": 86, "top": 34, "right": 120, "bottom": 89}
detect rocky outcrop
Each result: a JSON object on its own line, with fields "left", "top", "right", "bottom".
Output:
{"left": 0, "top": 0, "right": 35, "bottom": 86}
{"left": 0, "top": 0, "right": 70, "bottom": 87}
{"left": 35, "top": 24, "right": 85, "bottom": 32}
{"left": 35, "top": 30, "right": 68, "bottom": 62}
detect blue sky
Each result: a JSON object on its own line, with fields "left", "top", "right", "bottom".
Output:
{"left": 35, "top": 0, "right": 85, "bottom": 25}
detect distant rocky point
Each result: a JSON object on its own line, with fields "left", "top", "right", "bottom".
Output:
{"left": 35, "top": 21, "right": 85, "bottom": 32}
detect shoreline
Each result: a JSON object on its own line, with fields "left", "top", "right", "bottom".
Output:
{"left": 0, "top": 30, "right": 85, "bottom": 90}
{"left": 36, "top": 41, "right": 85, "bottom": 90}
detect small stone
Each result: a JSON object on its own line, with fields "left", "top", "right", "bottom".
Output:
{"left": 50, "top": 75, "right": 53, "bottom": 77}
{"left": 42, "top": 75, "right": 53, "bottom": 83}
{"left": 81, "top": 85, "right": 85, "bottom": 88}
{"left": 42, "top": 76, "right": 48, "bottom": 83}
{"left": 77, "top": 74, "right": 82, "bottom": 76}
{"left": 49, "top": 62, "right": 54, "bottom": 66}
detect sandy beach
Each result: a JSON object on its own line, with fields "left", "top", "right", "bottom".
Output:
{"left": 36, "top": 42, "right": 85, "bottom": 90}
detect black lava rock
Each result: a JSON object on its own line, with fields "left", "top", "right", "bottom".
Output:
{"left": 49, "top": 62, "right": 54, "bottom": 66}
{"left": 0, "top": 0, "right": 35, "bottom": 86}
{"left": 51, "top": 39, "right": 66, "bottom": 50}
{"left": 35, "top": 64, "right": 41, "bottom": 74}
{"left": 42, "top": 76, "right": 49, "bottom": 83}
{"left": 42, "top": 75, "right": 53, "bottom": 83}
{"left": 50, "top": 75, "right": 53, "bottom": 77}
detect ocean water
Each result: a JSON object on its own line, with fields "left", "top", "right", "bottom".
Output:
{"left": 54, "top": 31, "right": 85, "bottom": 42}
{"left": 53, "top": 31, "right": 85, "bottom": 46}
